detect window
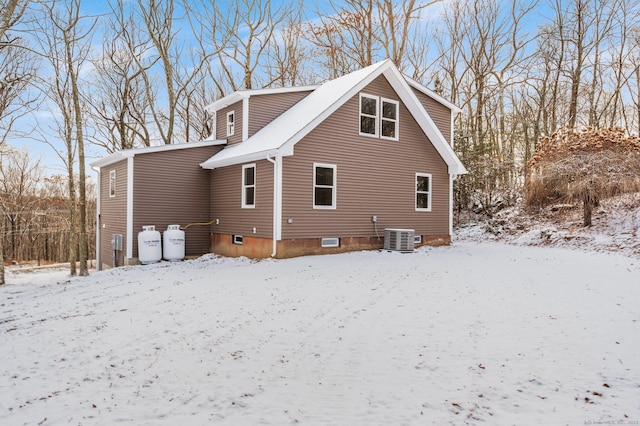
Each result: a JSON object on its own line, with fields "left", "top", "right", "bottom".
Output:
{"left": 381, "top": 98, "right": 399, "bottom": 140}
{"left": 359, "top": 93, "right": 399, "bottom": 140}
{"left": 109, "top": 170, "right": 116, "bottom": 197}
{"left": 226, "top": 111, "right": 235, "bottom": 136}
{"left": 313, "top": 163, "right": 336, "bottom": 209}
{"left": 233, "top": 235, "right": 243, "bottom": 245}
{"left": 242, "top": 164, "right": 256, "bottom": 208}
{"left": 359, "top": 94, "right": 378, "bottom": 137}
{"left": 416, "top": 173, "right": 432, "bottom": 211}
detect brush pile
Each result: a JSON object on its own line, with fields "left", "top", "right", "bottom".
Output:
{"left": 526, "top": 127, "right": 640, "bottom": 226}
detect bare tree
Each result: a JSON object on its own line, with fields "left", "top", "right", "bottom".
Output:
{"left": 0, "top": 0, "right": 27, "bottom": 45}
{"left": 87, "top": 0, "right": 154, "bottom": 152}
{"left": 32, "top": 0, "right": 95, "bottom": 276}
{"left": 205, "top": 0, "right": 292, "bottom": 90}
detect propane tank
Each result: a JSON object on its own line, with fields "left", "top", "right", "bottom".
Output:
{"left": 163, "top": 224, "right": 185, "bottom": 261}
{"left": 138, "top": 225, "right": 162, "bottom": 264}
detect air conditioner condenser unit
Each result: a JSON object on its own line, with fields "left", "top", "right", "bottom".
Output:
{"left": 384, "top": 228, "right": 415, "bottom": 252}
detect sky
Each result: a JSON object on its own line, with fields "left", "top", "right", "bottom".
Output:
{"left": 4, "top": 0, "right": 557, "bottom": 177}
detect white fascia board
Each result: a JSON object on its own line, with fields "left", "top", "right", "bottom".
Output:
{"left": 205, "top": 86, "right": 320, "bottom": 112}
{"left": 242, "top": 97, "right": 249, "bottom": 142}
{"left": 404, "top": 76, "right": 462, "bottom": 115}
{"left": 200, "top": 148, "right": 286, "bottom": 170}
{"left": 90, "top": 139, "right": 227, "bottom": 169}
{"left": 383, "top": 67, "right": 467, "bottom": 176}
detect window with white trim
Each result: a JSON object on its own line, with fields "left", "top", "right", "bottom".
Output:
{"left": 226, "top": 111, "right": 235, "bottom": 136}
{"left": 109, "top": 170, "right": 116, "bottom": 198}
{"left": 313, "top": 163, "right": 337, "bottom": 209}
{"left": 242, "top": 164, "right": 256, "bottom": 208}
{"left": 359, "top": 94, "right": 378, "bottom": 137}
{"left": 359, "top": 93, "right": 399, "bottom": 140}
{"left": 416, "top": 173, "right": 432, "bottom": 211}
{"left": 380, "top": 98, "right": 399, "bottom": 140}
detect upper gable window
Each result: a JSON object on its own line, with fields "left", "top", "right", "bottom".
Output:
{"left": 109, "top": 170, "right": 116, "bottom": 198}
{"left": 359, "top": 93, "right": 398, "bottom": 141}
{"left": 381, "top": 98, "right": 399, "bottom": 140}
{"left": 226, "top": 111, "right": 235, "bottom": 137}
{"left": 242, "top": 163, "right": 256, "bottom": 208}
{"left": 359, "top": 94, "right": 379, "bottom": 137}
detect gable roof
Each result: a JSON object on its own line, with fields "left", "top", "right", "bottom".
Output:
{"left": 205, "top": 85, "right": 320, "bottom": 112}
{"left": 200, "top": 60, "right": 467, "bottom": 175}
{"left": 90, "top": 139, "right": 226, "bottom": 169}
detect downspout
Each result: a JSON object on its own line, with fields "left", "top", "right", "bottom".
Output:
{"left": 91, "top": 165, "right": 102, "bottom": 271}
{"left": 266, "top": 153, "right": 281, "bottom": 257}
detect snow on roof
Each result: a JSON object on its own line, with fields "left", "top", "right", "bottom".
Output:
{"left": 90, "top": 139, "right": 226, "bottom": 169}
{"left": 200, "top": 60, "right": 467, "bottom": 175}
{"left": 205, "top": 85, "right": 320, "bottom": 112}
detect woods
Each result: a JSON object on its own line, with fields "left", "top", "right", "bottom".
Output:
{"left": 2, "top": 0, "right": 640, "bottom": 280}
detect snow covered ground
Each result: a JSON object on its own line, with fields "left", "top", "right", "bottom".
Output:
{"left": 1, "top": 242, "right": 639, "bottom": 425}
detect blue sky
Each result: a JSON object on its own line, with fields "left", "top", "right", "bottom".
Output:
{"left": 4, "top": 0, "right": 567, "bottom": 176}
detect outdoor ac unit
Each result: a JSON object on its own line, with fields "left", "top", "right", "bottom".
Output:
{"left": 384, "top": 228, "right": 415, "bottom": 252}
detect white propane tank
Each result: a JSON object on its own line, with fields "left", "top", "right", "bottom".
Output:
{"left": 138, "top": 225, "right": 162, "bottom": 264}
{"left": 163, "top": 224, "right": 185, "bottom": 261}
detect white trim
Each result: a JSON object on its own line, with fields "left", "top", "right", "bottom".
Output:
{"left": 241, "top": 163, "right": 256, "bottom": 208}
{"left": 126, "top": 157, "right": 134, "bottom": 260}
{"left": 415, "top": 172, "right": 432, "bottom": 212}
{"left": 380, "top": 97, "right": 399, "bottom": 141}
{"left": 91, "top": 139, "right": 226, "bottom": 169}
{"left": 358, "top": 93, "right": 379, "bottom": 138}
{"left": 205, "top": 85, "right": 319, "bottom": 112}
{"left": 94, "top": 165, "right": 102, "bottom": 270}
{"left": 449, "top": 174, "right": 454, "bottom": 236}
{"left": 404, "top": 76, "right": 462, "bottom": 114}
{"left": 242, "top": 98, "right": 249, "bottom": 141}
{"left": 232, "top": 235, "right": 243, "bottom": 245}
{"left": 226, "top": 111, "right": 235, "bottom": 137}
{"left": 274, "top": 156, "right": 282, "bottom": 240}
{"left": 313, "top": 163, "right": 337, "bottom": 209}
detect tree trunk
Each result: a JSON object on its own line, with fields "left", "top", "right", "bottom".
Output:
{"left": 582, "top": 189, "right": 597, "bottom": 227}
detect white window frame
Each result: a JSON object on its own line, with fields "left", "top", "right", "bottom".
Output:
{"left": 359, "top": 93, "right": 379, "bottom": 138}
{"left": 313, "top": 163, "right": 337, "bottom": 209}
{"left": 109, "top": 170, "right": 116, "bottom": 198}
{"left": 380, "top": 97, "right": 399, "bottom": 141}
{"left": 232, "top": 235, "right": 243, "bottom": 245}
{"left": 416, "top": 173, "right": 432, "bottom": 212}
{"left": 226, "top": 111, "right": 235, "bottom": 137}
{"left": 242, "top": 163, "right": 256, "bottom": 208}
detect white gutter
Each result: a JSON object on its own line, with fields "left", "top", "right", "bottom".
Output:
{"left": 266, "top": 153, "right": 282, "bottom": 257}
{"left": 126, "top": 156, "right": 134, "bottom": 261}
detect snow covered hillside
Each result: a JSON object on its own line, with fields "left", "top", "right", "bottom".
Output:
{"left": 1, "top": 243, "right": 639, "bottom": 425}
{"left": 457, "top": 193, "right": 640, "bottom": 259}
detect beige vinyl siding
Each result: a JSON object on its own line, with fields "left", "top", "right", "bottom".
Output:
{"left": 210, "top": 159, "right": 274, "bottom": 238}
{"left": 248, "top": 91, "right": 313, "bottom": 137}
{"left": 132, "top": 146, "right": 221, "bottom": 258}
{"left": 281, "top": 75, "right": 450, "bottom": 239}
{"left": 217, "top": 101, "right": 244, "bottom": 144}
{"left": 99, "top": 159, "right": 128, "bottom": 267}
{"left": 411, "top": 88, "right": 453, "bottom": 144}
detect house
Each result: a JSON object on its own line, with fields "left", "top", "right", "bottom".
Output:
{"left": 91, "top": 59, "right": 467, "bottom": 269}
